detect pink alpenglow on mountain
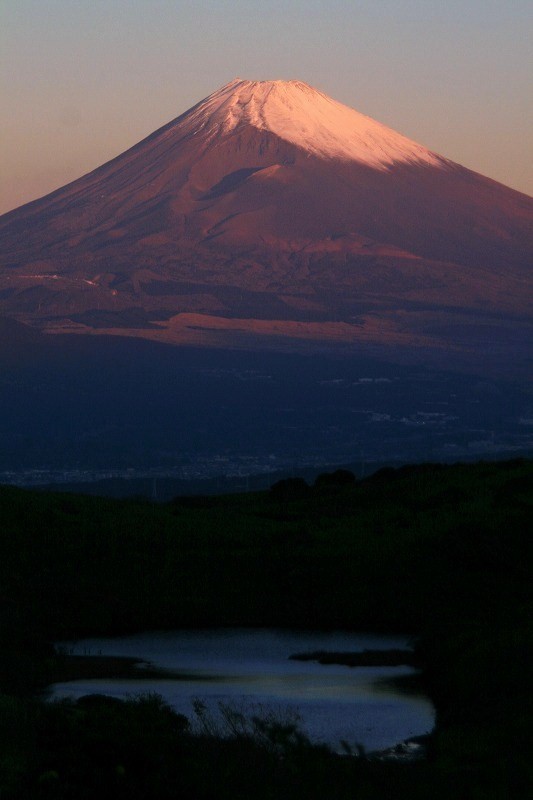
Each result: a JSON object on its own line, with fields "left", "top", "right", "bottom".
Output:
{"left": 0, "top": 79, "right": 531, "bottom": 373}
{"left": 174, "top": 79, "right": 447, "bottom": 169}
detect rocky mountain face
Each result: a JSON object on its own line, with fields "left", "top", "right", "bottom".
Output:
{"left": 0, "top": 79, "right": 531, "bottom": 376}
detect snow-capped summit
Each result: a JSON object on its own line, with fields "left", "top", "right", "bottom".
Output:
{"left": 182, "top": 78, "right": 445, "bottom": 169}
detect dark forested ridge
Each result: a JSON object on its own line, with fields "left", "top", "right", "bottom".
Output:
{"left": 1, "top": 459, "right": 532, "bottom": 798}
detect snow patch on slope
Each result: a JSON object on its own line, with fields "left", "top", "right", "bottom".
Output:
{"left": 181, "top": 79, "right": 447, "bottom": 170}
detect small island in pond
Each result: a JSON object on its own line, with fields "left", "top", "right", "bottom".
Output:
{"left": 289, "top": 649, "right": 419, "bottom": 667}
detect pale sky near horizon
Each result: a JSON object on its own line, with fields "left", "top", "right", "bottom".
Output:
{"left": 1, "top": 0, "right": 532, "bottom": 215}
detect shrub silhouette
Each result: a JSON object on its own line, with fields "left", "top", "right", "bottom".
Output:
{"left": 269, "top": 477, "right": 310, "bottom": 500}
{"left": 313, "top": 469, "right": 356, "bottom": 490}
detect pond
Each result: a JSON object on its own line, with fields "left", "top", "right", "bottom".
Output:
{"left": 51, "top": 628, "right": 434, "bottom": 753}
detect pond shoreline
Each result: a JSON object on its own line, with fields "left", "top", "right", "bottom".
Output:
{"left": 43, "top": 653, "right": 192, "bottom": 686}
{"left": 49, "top": 646, "right": 421, "bottom": 686}
{"left": 46, "top": 652, "right": 432, "bottom": 763}
{"left": 46, "top": 632, "right": 435, "bottom": 760}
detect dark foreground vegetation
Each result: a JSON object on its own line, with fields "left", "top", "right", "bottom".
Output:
{"left": 1, "top": 459, "right": 532, "bottom": 798}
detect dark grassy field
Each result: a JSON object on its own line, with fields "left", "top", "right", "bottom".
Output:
{"left": 0, "top": 459, "right": 532, "bottom": 797}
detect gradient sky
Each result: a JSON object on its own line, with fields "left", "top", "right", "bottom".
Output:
{"left": 1, "top": 0, "right": 532, "bottom": 215}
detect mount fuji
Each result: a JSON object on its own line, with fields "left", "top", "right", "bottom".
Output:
{"left": 0, "top": 78, "right": 531, "bottom": 373}
{"left": 0, "top": 80, "right": 532, "bottom": 476}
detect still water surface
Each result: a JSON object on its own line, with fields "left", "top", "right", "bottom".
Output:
{"left": 52, "top": 629, "right": 434, "bottom": 752}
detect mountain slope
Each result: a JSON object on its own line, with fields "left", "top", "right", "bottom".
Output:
{"left": 0, "top": 79, "right": 531, "bottom": 372}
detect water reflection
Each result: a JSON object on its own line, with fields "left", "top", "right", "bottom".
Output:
{"left": 52, "top": 629, "right": 434, "bottom": 752}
